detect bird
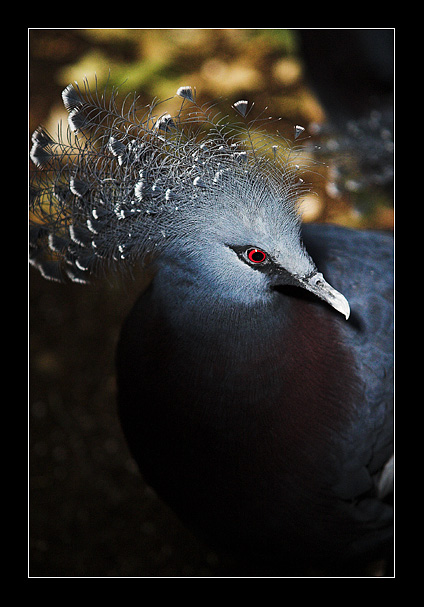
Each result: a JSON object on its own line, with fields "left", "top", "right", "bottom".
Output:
{"left": 29, "top": 81, "right": 394, "bottom": 576}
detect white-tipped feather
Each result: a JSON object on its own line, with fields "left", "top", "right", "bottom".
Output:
{"left": 233, "top": 99, "right": 249, "bottom": 117}
{"left": 176, "top": 85, "right": 195, "bottom": 102}
{"left": 29, "top": 80, "right": 311, "bottom": 283}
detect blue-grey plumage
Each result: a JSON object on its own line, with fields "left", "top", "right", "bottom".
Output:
{"left": 30, "top": 84, "right": 305, "bottom": 279}
{"left": 29, "top": 81, "right": 393, "bottom": 574}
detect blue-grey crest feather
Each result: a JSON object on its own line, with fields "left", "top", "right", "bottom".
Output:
{"left": 29, "top": 79, "right": 310, "bottom": 283}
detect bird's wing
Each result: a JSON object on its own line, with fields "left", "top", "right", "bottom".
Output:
{"left": 301, "top": 223, "right": 393, "bottom": 503}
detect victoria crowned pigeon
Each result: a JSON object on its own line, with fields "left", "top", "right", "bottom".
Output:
{"left": 30, "top": 82, "right": 393, "bottom": 575}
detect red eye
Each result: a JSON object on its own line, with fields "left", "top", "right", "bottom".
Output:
{"left": 247, "top": 248, "right": 267, "bottom": 264}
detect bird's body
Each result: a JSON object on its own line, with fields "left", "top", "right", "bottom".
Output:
{"left": 117, "top": 223, "right": 393, "bottom": 572}
{"left": 30, "top": 82, "right": 393, "bottom": 575}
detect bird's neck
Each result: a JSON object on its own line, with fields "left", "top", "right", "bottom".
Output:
{"left": 148, "top": 265, "right": 353, "bottom": 408}
{"left": 147, "top": 267, "right": 305, "bottom": 416}
{"left": 152, "top": 264, "right": 288, "bottom": 342}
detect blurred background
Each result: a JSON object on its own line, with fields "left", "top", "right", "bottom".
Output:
{"left": 29, "top": 28, "right": 394, "bottom": 577}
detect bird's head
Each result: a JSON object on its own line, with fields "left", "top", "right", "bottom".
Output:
{"left": 158, "top": 160, "right": 349, "bottom": 319}
{"left": 29, "top": 82, "right": 349, "bottom": 319}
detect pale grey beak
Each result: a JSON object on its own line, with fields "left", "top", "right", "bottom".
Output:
{"left": 298, "top": 272, "right": 350, "bottom": 320}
